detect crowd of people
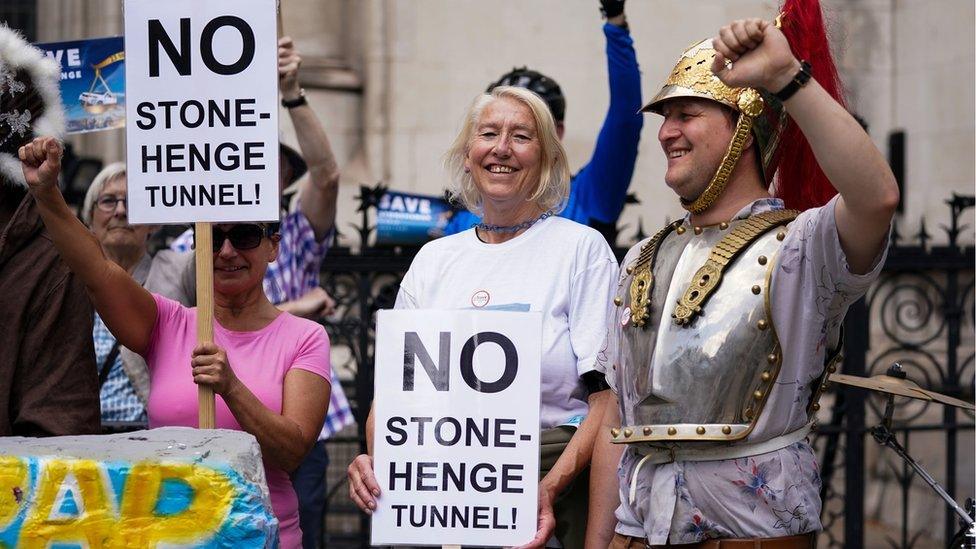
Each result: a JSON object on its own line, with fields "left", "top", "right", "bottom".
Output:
{"left": 1, "top": 0, "right": 900, "bottom": 547}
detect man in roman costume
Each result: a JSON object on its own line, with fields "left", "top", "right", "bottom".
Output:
{"left": 586, "top": 1, "right": 899, "bottom": 547}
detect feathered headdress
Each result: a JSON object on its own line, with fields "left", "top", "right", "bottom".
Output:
{"left": 0, "top": 25, "right": 65, "bottom": 187}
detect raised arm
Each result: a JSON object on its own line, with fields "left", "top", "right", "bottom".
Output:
{"left": 711, "top": 19, "right": 899, "bottom": 273}
{"left": 19, "top": 137, "right": 157, "bottom": 354}
{"left": 574, "top": 3, "right": 643, "bottom": 225}
{"left": 279, "top": 36, "right": 339, "bottom": 240}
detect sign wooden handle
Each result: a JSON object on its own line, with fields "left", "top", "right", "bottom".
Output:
{"left": 277, "top": 1, "right": 284, "bottom": 36}
{"left": 195, "top": 221, "right": 216, "bottom": 429}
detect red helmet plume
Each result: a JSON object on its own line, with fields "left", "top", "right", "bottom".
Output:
{"left": 772, "top": 0, "right": 845, "bottom": 211}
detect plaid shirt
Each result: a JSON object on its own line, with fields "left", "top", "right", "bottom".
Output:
{"left": 94, "top": 313, "right": 147, "bottom": 423}
{"left": 170, "top": 210, "right": 355, "bottom": 439}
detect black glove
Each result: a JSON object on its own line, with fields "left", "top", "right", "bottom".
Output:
{"left": 599, "top": 0, "right": 625, "bottom": 19}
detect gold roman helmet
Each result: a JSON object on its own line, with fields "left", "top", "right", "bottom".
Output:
{"left": 643, "top": 39, "right": 786, "bottom": 214}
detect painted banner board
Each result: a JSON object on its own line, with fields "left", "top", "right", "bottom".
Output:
{"left": 371, "top": 309, "right": 542, "bottom": 547}
{"left": 34, "top": 36, "right": 126, "bottom": 134}
{"left": 376, "top": 189, "right": 453, "bottom": 245}
{"left": 0, "top": 428, "right": 277, "bottom": 548}
{"left": 123, "top": 0, "right": 279, "bottom": 224}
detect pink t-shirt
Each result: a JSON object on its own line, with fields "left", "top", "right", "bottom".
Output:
{"left": 144, "top": 294, "right": 331, "bottom": 549}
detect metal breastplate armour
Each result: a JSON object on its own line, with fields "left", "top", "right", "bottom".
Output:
{"left": 614, "top": 218, "right": 790, "bottom": 444}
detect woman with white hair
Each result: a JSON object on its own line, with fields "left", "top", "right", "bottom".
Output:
{"left": 347, "top": 86, "right": 618, "bottom": 548}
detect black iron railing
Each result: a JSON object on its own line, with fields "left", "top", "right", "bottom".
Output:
{"left": 814, "top": 194, "right": 975, "bottom": 548}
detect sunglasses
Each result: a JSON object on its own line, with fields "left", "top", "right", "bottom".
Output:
{"left": 196, "top": 224, "right": 276, "bottom": 253}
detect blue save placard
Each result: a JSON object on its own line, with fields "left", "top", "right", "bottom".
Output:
{"left": 376, "top": 189, "right": 455, "bottom": 246}
{"left": 34, "top": 36, "right": 125, "bottom": 134}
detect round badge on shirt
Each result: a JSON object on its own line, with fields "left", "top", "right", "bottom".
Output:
{"left": 621, "top": 307, "right": 632, "bottom": 326}
{"left": 471, "top": 290, "right": 490, "bottom": 308}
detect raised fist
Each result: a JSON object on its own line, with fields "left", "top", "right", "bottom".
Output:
{"left": 599, "top": 0, "right": 626, "bottom": 19}
{"left": 710, "top": 18, "right": 801, "bottom": 94}
{"left": 278, "top": 36, "right": 303, "bottom": 98}
{"left": 18, "top": 136, "right": 63, "bottom": 192}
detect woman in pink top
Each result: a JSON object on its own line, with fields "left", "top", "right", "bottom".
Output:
{"left": 20, "top": 137, "right": 331, "bottom": 548}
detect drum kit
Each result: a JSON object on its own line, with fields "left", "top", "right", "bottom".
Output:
{"left": 829, "top": 363, "right": 975, "bottom": 548}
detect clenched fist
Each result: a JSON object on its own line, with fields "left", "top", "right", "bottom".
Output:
{"left": 710, "top": 18, "right": 802, "bottom": 94}
{"left": 278, "top": 36, "right": 303, "bottom": 99}
{"left": 18, "top": 136, "right": 63, "bottom": 192}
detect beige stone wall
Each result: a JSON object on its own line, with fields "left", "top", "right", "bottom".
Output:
{"left": 828, "top": 0, "right": 976, "bottom": 243}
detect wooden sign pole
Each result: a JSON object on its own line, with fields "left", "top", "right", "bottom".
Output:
{"left": 195, "top": 221, "right": 216, "bottom": 429}
{"left": 277, "top": 2, "right": 284, "bottom": 37}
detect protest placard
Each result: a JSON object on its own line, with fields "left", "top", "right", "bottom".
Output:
{"left": 372, "top": 310, "right": 542, "bottom": 547}
{"left": 123, "top": 0, "right": 279, "bottom": 224}
{"left": 123, "top": 0, "right": 279, "bottom": 427}
{"left": 34, "top": 36, "right": 126, "bottom": 134}
{"left": 376, "top": 189, "right": 454, "bottom": 245}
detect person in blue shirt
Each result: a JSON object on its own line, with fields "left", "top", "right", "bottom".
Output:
{"left": 442, "top": 0, "right": 643, "bottom": 245}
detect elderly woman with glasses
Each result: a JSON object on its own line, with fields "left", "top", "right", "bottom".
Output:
{"left": 19, "top": 138, "right": 330, "bottom": 549}
{"left": 346, "top": 86, "right": 618, "bottom": 548}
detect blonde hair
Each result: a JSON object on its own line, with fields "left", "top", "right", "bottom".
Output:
{"left": 444, "top": 86, "right": 570, "bottom": 215}
{"left": 81, "top": 161, "right": 127, "bottom": 226}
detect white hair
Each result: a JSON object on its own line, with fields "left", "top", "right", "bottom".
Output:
{"left": 444, "top": 86, "right": 570, "bottom": 214}
{"left": 81, "top": 162, "right": 126, "bottom": 226}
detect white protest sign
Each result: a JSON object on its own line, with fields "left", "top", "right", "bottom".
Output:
{"left": 123, "top": 0, "right": 279, "bottom": 224}
{"left": 372, "top": 310, "right": 542, "bottom": 547}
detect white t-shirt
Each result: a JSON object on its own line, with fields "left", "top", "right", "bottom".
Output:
{"left": 395, "top": 216, "right": 619, "bottom": 429}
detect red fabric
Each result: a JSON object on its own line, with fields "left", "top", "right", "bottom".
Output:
{"left": 773, "top": 0, "right": 845, "bottom": 211}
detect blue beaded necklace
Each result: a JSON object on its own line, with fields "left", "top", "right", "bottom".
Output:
{"left": 475, "top": 210, "right": 554, "bottom": 233}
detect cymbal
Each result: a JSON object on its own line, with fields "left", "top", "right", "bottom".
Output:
{"left": 828, "top": 373, "right": 975, "bottom": 411}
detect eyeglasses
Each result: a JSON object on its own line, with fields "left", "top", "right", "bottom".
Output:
{"left": 95, "top": 195, "right": 127, "bottom": 213}
{"left": 209, "top": 224, "right": 275, "bottom": 253}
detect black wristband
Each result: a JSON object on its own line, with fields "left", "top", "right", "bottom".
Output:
{"left": 581, "top": 370, "right": 611, "bottom": 395}
{"left": 281, "top": 89, "right": 307, "bottom": 109}
{"left": 772, "top": 60, "right": 812, "bottom": 102}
